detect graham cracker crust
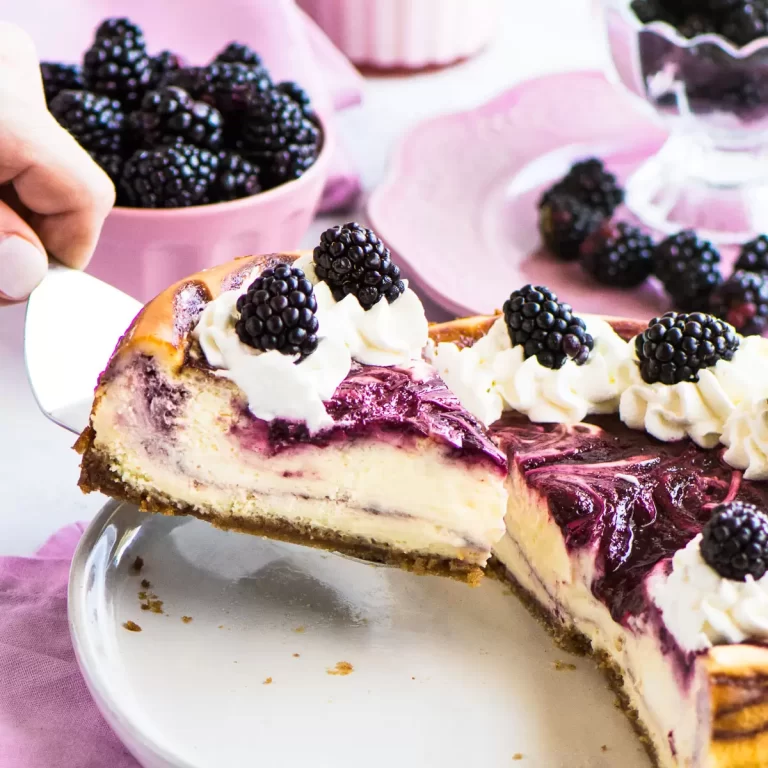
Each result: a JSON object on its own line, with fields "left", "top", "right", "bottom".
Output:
{"left": 487, "top": 558, "right": 662, "bottom": 768}
{"left": 76, "top": 427, "right": 483, "bottom": 586}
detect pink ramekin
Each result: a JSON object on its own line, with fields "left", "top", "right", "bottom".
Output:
{"left": 297, "top": 0, "right": 502, "bottom": 71}
{"left": 86, "top": 116, "right": 334, "bottom": 304}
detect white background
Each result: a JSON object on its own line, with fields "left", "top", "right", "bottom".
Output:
{"left": 1, "top": 0, "right": 611, "bottom": 555}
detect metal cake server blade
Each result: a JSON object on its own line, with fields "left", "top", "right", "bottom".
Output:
{"left": 24, "top": 263, "right": 142, "bottom": 435}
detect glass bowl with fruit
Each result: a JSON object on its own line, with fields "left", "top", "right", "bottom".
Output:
{"left": 41, "top": 18, "right": 332, "bottom": 302}
{"left": 602, "top": 0, "right": 768, "bottom": 243}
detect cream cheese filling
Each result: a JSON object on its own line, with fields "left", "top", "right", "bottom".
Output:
{"left": 91, "top": 362, "right": 507, "bottom": 564}
{"left": 493, "top": 471, "right": 711, "bottom": 768}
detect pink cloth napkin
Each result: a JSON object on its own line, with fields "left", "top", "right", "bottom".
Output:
{"left": 0, "top": 523, "right": 139, "bottom": 768}
{"left": 0, "top": 524, "right": 139, "bottom": 767}
{"left": 0, "top": 0, "right": 364, "bottom": 212}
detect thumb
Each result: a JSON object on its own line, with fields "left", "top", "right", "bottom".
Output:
{"left": 0, "top": 198, "right": 47, "bottom": 301}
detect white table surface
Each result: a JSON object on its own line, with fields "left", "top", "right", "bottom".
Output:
{"left": 0, "top": 0, "right": 610, "bottom": 556}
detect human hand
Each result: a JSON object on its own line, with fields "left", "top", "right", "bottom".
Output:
{"left": 0, "top": 21, "right": 115, "bottom": 302}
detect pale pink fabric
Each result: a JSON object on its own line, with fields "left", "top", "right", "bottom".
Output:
{"left": 0, "top": 524, "right": 139, "bottom": 768}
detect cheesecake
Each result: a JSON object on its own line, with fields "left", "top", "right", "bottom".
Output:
{"left": 428, "top": 300, "right": 768, "bottom": 768}
{"left": 76, "top": 225, "right": 508, "bottom": 582}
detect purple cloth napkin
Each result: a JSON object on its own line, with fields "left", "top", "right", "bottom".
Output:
{"left": 0, "top": 524, "right": 139, "bottom": 768}
{"left": 0, "top": 0, "right": 364, "bottom": 213}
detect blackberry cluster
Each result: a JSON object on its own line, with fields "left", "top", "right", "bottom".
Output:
{"left": 503, "top": 285, "right": 594, "bottom": 370}
{"left": 542, "top": 158, "right": 624, "bottom": 218}
{"left": 49, "top": 90, "right": 124, "bottom": 154}
{"left": 735, "top": 234, "right": 768, "bottom": 273}
{"left": 83, "top": 34, "right": 150, "bottom": 110}
{"left": 120, "top": 144, "right": 218, "bottom": 208}
{"left": 277, "top": 81, "right": 314, "bottom": 117}
{"left": 538, "top": 193, "right": 603, "bottom": 262}
{"left": 237, "top": 89, "right": 321, "bottom": 188}
{"left": 701, "top": 502, "right": 768, "bottom": 581}
{"left": 630, "top": 0, "right": 768, "bottom": 46}
{"left": 162, "top": 63, "right": 272, "bottom": 116}
{"left": 46, "top": 17, "right": 321, "bottom": 207}
{"left": 653, "top": 231, "right": 723, "bottom": 311}
{"left": 313, "top": 223, "right": 405, "bottom": 310}
{"left": 634, "top": 311, "right": 739, "bottom": 385}
{"left": 235, "top": 265, "right": 319, "bottom": 358}
{"left": 580, "top": 221, "right": 654, "bottom": 288}
{"left": 209, "top": 151, "right": 261, "bottom": 202}
{"left": 40, "top": 63, "right": 85, "bottom": 105}
{"left": 710, "top": 270, "right": 768, "bottom": 335}
{"left": 89, "top": 151, "right": 124, "bottom": 187}
{"left": 214, "top": 42, "right": 263, "bottom": 67}
{"left": 148, "top": 51, "right": 184, "bottom": 91}
{"left": 130, "top": 86, "right": 223, "bottom": 150}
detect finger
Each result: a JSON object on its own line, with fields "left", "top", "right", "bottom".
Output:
{"left": 0, "top": 198, "right": 47, "bottom": 301}
{"left": 5, "top": 114, "right": 115, "bottom": 269}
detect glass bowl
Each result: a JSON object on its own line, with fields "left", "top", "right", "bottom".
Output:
{"left": 602, "top": 0, "right": 768, "bottom": 243}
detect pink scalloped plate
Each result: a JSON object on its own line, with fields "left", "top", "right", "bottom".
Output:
{"left": 369, "top": 71, "right": 690, "bottom": 320}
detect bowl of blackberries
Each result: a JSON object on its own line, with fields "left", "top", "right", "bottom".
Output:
{"left": 602, "top": 0, "right": 768, "bottom": 242}
{"left": 42, "top": 17, "right": 332, "bottom": 301}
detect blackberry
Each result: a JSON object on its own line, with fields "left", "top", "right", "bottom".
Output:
{"left": 538, "top": 193, "right": 604, "bottom": 261}
{"left": 40, "top": 62, "right": 84, "bottom": 105}
{"left": 94, "top": 17, "right": 145, "bottom": 45}
{"left": 678, "top": 14, "right": 718, "bottom": 37}
{"left": 630, "top": 0, "right": 671, "bottom": 23}
{"left": 701, "top": 502, "right": 768, "bottom": 581}
{"left": 237, "top": 88, "right": 320, "bottom": 188}
{"left": 120, "top": 144, "right": 218, "bottom": 208}
{"left": 720, "top": 2, "right": 768, "bottom": 46}
{"left": 235, "top": 265, "right": 319, "bottom": 358}
{"left": 710, "top": 270, "right": 768, "bottom": 335}
{"left": 313, "top": 223, "right": 405, "bottom": 309}
{"left": 83, "top": 35, "right": 151, "bottom": 109}
{"left": 90, "top": 151, "right": 124, "bottom": 187}
{"left": 214, "top": 42, "right": 263, "bottom": 67}
{"left": 277, "top": 81, "right": 314, "bottom": 116}
{"left": 542, "top": 158, "right": 624, "bottom": 217}
{"left": 131, "top": 87, "right": 224, "bottom": 150}
{"left": 503, "top": 285, "right": 594, "bottom": 369}
{"left": 49, "top": 90, "right": 124, "bottom": 154}
{"left": 148, "top": 51, "right": 184, "bottom": 90}
{"left": 162, "top": 63, "right": 271, "bottom": 116}
{"left": 209, "top": 151, "right": 260, "bottom": 202}
{"left": 735, "top": 234, "right": 768, "bottom": 273}
{"left": 580, "top": 221, "right": 654, "bottom": 288}
{"left": 634, "top": 311, "right": 739, "bottom": 385}
{"left": 653, "top": 230, "right": 723, "bottom": 311}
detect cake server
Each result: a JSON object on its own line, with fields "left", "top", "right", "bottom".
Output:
{"left": 24, "top": 262, "right": 142, "bottom": 435}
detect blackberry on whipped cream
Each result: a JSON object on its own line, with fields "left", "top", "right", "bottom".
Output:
{"left": 634, "top": 311, "right": 739, "bottom": 386}
{"left": 503, "top": 285, "right": 594, "bottom": 369}
{"left": 701, "top": 502, "right": 768, "bottom": 581}
{"left": 313, "top": 223, "right": 405, "bottom": 310}
{"left": 235, "top": 265, "right": 319, "bottom": 358}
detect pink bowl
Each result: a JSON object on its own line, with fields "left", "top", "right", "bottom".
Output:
{"left": 297, "top": 0, "right": 502, "bottom": 71}
{"left": 87, "top": 118, "right": 333, "bottom": 303}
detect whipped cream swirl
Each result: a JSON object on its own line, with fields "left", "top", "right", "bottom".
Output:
{"left": 651, "top": 535, "right": 768, "bottom": 651}
{"left": 722, "top": 396, "right": 768, "bottom": 481}
{"left": 619, "top": 335, "right": 768, "bottom": 450}
{"left": 192, "top": 253, "right": 429, "bottom": 432}
{"left": 426, "top": 314, "right": 629, "bottom": 426}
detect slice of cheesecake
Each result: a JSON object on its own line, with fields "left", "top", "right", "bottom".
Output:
{"left": 76, "top": 236, "right": 508, "bottom": 583}
{"left": 429, "top": 310, "right": 768, "bottom": 768}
